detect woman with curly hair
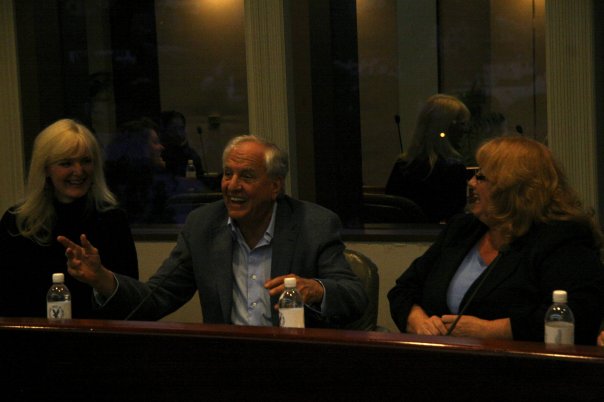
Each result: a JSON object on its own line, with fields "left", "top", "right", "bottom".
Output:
{"left": 389, "top": 136, "right": 604, "bottom": 344}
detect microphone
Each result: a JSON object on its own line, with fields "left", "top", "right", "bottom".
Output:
{"left": 394, "top": 114, "right": 403, "bottom": 153}
{"left": 445, "top": 253, "right": 502, "bottom": 336}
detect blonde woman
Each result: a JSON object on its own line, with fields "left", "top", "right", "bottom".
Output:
{"left": 389, "top": 136, "right": 604, "bottom": 345}
{"left": 0, "top": 119, "right": 138, "bottom": 318}
{"left": 385, "top": 94, "right": 471, "bottom": 222}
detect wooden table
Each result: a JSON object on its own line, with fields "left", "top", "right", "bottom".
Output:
{"left": 1, "top": 317, "right": 603, "bottom": 401}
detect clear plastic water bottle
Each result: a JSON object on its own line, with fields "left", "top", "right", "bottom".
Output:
{"left": 47, "top": 273, "right": 72, "bottom": 320}
{"left": 278, "top": 277, "right": 304, "bottom": 328}
{"left": 544, "top": 290, "right": 574, "bottom": 345}
{"left": 185, "top": 159, "right": 196, "bottom": 179}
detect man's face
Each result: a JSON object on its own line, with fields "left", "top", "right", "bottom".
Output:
{"left": 148, "top": 130, "right": 165, "bottom": 168}
{"left": 221, "top": 141, "right": 283, "bottom": 230}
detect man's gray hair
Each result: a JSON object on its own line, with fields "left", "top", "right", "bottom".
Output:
{"left": 222, "top": 134, "right": 289, "bottom": 179}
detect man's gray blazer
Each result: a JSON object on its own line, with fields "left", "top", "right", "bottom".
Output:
{"left": 102, "top": 196, "right": 368, "bottom": 328}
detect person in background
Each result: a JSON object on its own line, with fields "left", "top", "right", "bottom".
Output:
{"left": 388, "top": 136, "right": 604, "bottom": 345}
{"left": 0, "top": 118, "right": 138, "bottom": 318}
{"left": 58, "top": 134, "right": 367, "bottom": 328}
{"left": 159, "top": 110, "right": 204, "bottom": 180}
{"left": 598, "top": 329, "right": 604, "bottom": 346}
{"left": 105, "top": 117, "right": 185, "bottom": 224}
{"left": 385, "top": 94, "right": 470, "bottom": 222}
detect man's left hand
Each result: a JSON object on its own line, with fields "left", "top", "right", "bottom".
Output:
{"left": 265, "top": 274, "right": 324, "bottom": 308}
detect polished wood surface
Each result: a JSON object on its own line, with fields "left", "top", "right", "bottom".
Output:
{"left": 1, "top": 317, "right": 603, "bottom": 401}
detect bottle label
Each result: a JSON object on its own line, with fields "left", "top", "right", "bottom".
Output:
{"left": 47, "top": 301, "right": 72, "bottom": 320}
{"left": 279, "top": 307, "right": 304, "bottom": 328}
{"left": 544, "top": 321, "right": 574, "bottom": 345}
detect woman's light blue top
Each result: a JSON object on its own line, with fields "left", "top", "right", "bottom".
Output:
{"left": 446, "top": 245, "right": 487, "bottom": 314}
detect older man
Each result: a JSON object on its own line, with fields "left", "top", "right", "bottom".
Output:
{"left": 59, "top": 135, "right": 367, "bottom": 328}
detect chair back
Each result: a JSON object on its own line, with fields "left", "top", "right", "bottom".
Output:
{"left": 343, "top": 249, "right": 379, "bottom": 331}
{"left": 361, "top": 193, "right": 427, "bottom": 223}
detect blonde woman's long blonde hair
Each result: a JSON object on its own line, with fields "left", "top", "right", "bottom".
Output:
{"left": 476, "top": 136, "right": 602, "bottom": 247}
{"left": 13, "top": 119, "right": 117, "bottom": 245}
{"left": 401, "top": 94, "right": 470, "bottom": 171}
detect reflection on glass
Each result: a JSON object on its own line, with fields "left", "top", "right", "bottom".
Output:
{"left": 14, "top": 0, "right": 545, "bottom": 228}
{"left": 357, "top": 0, "right": 545, "bottom": 225}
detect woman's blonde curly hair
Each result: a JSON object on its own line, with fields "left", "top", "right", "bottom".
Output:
{"left": 476, "top": 135, "right": 602, "bottom": 247}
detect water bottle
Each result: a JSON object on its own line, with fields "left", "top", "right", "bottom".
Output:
{"left": 47, "top": 273, "right": 72, "bottom": 320}
{"left": 544, "top": 290, "right": 574, "bottom": 345}
{"left": 185, "top": 159, "right": 197, "bottom": 192}
{"left": 185, "top": 159, "right": 196, "bottom": 179}
{"left": 278, "top": 277, "right": 304, "bottom": 328}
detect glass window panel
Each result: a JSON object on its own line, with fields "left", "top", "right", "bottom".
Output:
{"left": 13, "top": 0, "right": 546, "bottom": 230}
{"left": 15, "top": 0, "right": 247, "bottom": 226}
{"left": 356, "top": 0, "right": 545, "bottom": 225}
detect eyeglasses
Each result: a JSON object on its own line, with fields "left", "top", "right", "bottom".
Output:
{"left": 474, "top": 169, "right": 487, "bottom": 182}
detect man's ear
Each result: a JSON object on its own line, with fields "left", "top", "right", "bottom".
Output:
{"left": 272, "top": 177, "right": 285, "bottom": 199}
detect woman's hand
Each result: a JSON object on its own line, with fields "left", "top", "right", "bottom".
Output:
{"left": 442, "top": 315, "right": 512, "bottom": 339}
{"left": 597, "top": 330, "right": 604, "bottom": 346}
{"left": 406, "top": 305, "right": 448, "bottom": 335}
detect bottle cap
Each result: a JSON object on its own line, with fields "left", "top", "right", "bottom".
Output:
{"left": 553, "top": 290, "right": 567, "bottom": 303}
{"left": 187, "top": 159, "right": 193, "bottom": 164}
{"left": 284, "top": 277, "right": 296, "bottom": 288}
{"left": 52, "top": 273, "right": 65, "bottom": 284}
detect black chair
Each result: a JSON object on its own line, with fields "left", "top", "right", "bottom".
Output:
{"left": 361, "top": 193, "right": 427, "bottom": 223}
{"left": 343, "top": 249, "right": 380, "bottom": 331}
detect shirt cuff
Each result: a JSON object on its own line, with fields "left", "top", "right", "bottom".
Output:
{"left": 92, "top": 274, "right": 120, "bottom": 307}
{"left": 305, "top": 279, "right": 326, "bottom": 314}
